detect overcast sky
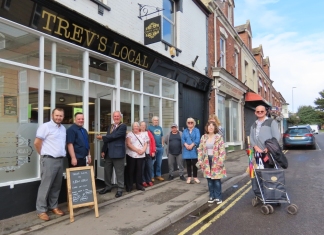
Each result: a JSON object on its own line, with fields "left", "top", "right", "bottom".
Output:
{"left": 234, "top": 0, "right": 324, "bottom": 112}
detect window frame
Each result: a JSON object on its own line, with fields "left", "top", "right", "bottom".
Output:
{"left": 220, "top": 37, "right": 226, "bottom": 68}
{"left": 162, "top": 0, "right": 176, "bottom": 46}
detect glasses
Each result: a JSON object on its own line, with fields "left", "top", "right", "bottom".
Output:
{"left": 187, "top": 122, "right": 194, "bottom": 124}
{"left": 256, "top": 111, "right": 265, "bottom": 114}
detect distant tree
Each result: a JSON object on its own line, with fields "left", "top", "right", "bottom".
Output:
{"left": 296, "top": 106, "right": 320, "bottom": 125}
{"left": 314, "top": 90, "right": 324, "bottom": 111}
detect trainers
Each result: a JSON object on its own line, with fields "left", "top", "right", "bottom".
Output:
{"left": 180, "top": 175, "right": 186, "bottom": 181}
{"left": 208, "top": 197, "right": 214, "bottom": 204}
{"left": 168, "top": 175, "right": 174, "bottom": 181}
{"left": 214, "top": 199, "right": 222, "bottom": 204}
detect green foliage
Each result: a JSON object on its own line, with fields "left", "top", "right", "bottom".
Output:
{"left": 290, "top": 106, "right": 322, "bottom": 126}
{"left": 314, "top": 90, "right": 324, "bottom": 111}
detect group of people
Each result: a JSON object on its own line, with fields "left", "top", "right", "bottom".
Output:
{"left": 34, "top": 105, "right": 276, "bottom": 221}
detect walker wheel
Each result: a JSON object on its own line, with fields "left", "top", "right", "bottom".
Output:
{"left": 261, "top": 205, "right": 270, "bottom": 215}
{"left": 267, "top": 204, "right": 274, "bottom": 214}
{"left": 287, "top": 204, "right": 298, "bottom": 215}
{"left": 252, "top": 198, "right": 258, "bottom": 207}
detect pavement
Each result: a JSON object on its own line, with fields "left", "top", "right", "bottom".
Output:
{"left": 0, "top": 150, "right": 248, "bottom": 235}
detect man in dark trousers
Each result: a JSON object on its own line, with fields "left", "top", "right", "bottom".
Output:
{"left": 96, "top": 111, "right": 127, "bottom": 198}
{"left": 250, "top": 105, "right": 280, "bottom": 168}
{"left": 66, "top": 112, "right": 91, "bottom": 167}
{"left": 34, "top": 108, "right": 66, "bottom": 221}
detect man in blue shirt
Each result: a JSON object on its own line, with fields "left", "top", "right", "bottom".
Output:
{"left": 148, "top": 116, "right": 164, "bottom": 181}
{"left": 66, "top": 112, "right": 91, "bottom": 167}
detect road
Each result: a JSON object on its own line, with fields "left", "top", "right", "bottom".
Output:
{"left": 158, "top": 133, "right": 324, "bottom": 235}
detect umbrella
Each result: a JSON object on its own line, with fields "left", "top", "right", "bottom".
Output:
{"left": 246, "top": 136, "right": 254, "bottom": 178}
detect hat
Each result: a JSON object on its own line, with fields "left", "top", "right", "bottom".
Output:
{"left": 171, "top": 123, "right": 178, "bottom": 128}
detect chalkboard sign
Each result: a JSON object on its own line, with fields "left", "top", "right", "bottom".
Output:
{"left": 66, "top": 166, "right": 99, "bottom": 222}
{"left": 69, "top": 169, "right": 94, "bottom": 205}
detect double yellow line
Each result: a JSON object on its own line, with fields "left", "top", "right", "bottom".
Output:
{"left": 178, "top": 181, "right": 252, "bottom": 235}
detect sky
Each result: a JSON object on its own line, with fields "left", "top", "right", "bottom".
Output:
{"left": 234, "top": 0, "right": 324, "bottom": 112}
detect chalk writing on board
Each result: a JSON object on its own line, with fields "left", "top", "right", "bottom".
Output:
{"left": 69, "top": 169, "right": 94, "bottom": 205}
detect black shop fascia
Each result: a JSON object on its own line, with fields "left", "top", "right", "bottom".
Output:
{"left": 1, "top": 0, "right": 210, "bottom": 92}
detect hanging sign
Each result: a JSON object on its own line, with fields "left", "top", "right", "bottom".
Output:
{"left": 144, "top": 16, "right": 162, "bottom": 45}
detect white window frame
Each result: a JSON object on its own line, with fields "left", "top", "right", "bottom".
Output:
{"left": 162, "top": 0, "right": 176, "bottom": 45}
{"left": 220, "top": 37, "right": 226, "bottom": 68}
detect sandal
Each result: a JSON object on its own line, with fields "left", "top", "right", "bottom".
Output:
{"left": 186, "top": 177, "right": 191, "bottom": 184}
{"left": 194, "top": 178, "right": 200, "bottom": 184}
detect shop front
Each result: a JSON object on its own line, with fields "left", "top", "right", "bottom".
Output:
{"left": 212, "top": 67, "right": 247, "bottom": 151}
{"left": 0, "top": 0, "right": 210, "bottom": 219}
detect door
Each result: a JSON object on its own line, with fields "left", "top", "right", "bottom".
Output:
{"left": 95, "top": 90, "right": 114, "bottom": 181}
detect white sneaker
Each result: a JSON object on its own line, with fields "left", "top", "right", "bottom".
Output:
{"left": 208, "top": 197, "right": 214, "bottom": 204}
{"left": 214, "top": 199, "right": 222, "bottom": 204}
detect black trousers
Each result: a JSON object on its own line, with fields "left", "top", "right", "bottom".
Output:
{"left": 67, "top": 157, "right": 86, "bottom": 168}
{"left": 126, "top": 155, "right": 144, "bottom": 190}
{"left": 186, "top": 159, "right": 198, "bottom": 177}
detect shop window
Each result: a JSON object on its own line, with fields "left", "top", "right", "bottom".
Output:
{"left": 56, "top": 66, "right": 70, "bottom": 90}
{"left": 162, "top": 99, "right": 174, "bottom": 126}
{"left": 89, "top": 55, "right": 115, "bottom": 85}
{"left": 0, "top": 63, "right": 39, "bottom": 183}
{"left": 162, "top": 79, "right": 175, "bottom": 99}
{"left": 162, "top": 0, "right": 176, "bottom": 45}
{"left": 143, "top": 73, "right": 160, "bottom": 95}
{"left": 44, "top": 39, "right": 83, "bottom": 77}
{"left": 0, "top": 22, "right": 39, "bottom": 66}
{"left": 120, "top": 90, "right": 140, "bottom": 127}
{"left": 144, "top": 95, "right": 159, "bottom": 125}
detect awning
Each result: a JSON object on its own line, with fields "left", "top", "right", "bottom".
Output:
{"left": 245, "top": 92, "right": 271, "bottom": 107}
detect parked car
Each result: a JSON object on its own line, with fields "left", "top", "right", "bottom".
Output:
{"left": 310, "top": 125, "right": 319, "bottom": 134}
{"left": 283, "top": 125, "right": 316, "bottom": 149}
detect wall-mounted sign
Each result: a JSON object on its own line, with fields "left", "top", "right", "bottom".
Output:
{"left": 144, "top": 16, "right": 162, "bottom": 45}
{"left": 218, "top": 79, "right": 243, "bottom": 100}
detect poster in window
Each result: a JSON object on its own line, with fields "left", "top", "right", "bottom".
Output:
{"left": 4, "top": 96, "right": 17, "bottom": 116}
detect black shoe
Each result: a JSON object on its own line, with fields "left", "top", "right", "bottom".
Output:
{"left": 180, "top": 175, "right": 186, "bottom": 181}
{"left": 168, "top": 175, "right": 174, "bottom": 181}
{"left": 99, "top": 187, "right": 111, "bottom": 195}
{"left": 136, "top": 187, "right": 145, "bottom": 191}
{"left": 115, "top": 191, "right": 123, "bottom": 198}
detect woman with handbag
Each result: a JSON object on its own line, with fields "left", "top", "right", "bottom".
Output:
{"left": 182, "top": 117, "right": 201, "bottom": 184}
{"left": 140, "top": 121, "right": 156, "bottom": 187}
{"left": 197, "top": 121, "right": 227, "bottom": 204}
{"left": 126, "top": 122, "right": 147, "bottom": 192}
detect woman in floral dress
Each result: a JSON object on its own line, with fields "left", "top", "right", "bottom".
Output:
{"left": 197, "top": 121, "right": 227, "bottom": 204}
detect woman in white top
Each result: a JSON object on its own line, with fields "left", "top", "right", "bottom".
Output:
{"left": 126, "top": 122, "right": 147, "bottom": 192}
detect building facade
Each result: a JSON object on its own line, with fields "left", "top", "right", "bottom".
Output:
{"left": 0, "top": 0, "right": 211, "bottom": 219}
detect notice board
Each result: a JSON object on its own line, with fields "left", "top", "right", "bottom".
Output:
{"left": 66, "top": 166, "right": 99, "bottom": 222}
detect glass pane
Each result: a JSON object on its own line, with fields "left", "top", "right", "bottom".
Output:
{"left": 89, "top": 55, "right": 115, "bottom": 85}
{"left": 0, "top": 22, "right": 39, "bottom": 67}
{"left": 232, "top": 101, "right": 238, "bottom": 142}
{"left": 162, "top": 99, "right": 174, "bottom": 128}
{"left": 217, "top": 95, "right": 226, "bottom": 141}
{"left": 44, "top": 39, "right": 83, "bottom": 77}
{"left": 162, "top": 80, "right": 175, "bottom": 98}
{"left": 225, "top": 100, "right": 230, "bottom": 142}
{"left": 120, "top": 90, "right": 140, "bottom": 128}
{"left": 120, "top": 65, "right": 132, "bottom": 89}
{"left": 0, "top": 63, "right": 39, "bottom": 183}
{"left": 143, "top": 73, "right": 160, "bottom": 95}
{"left": 143, "top": 95, "right": 159, "bottom": 125}
{"left": 162, "top": 19, "right": 174, "bottom": 45}
{"left": 163, "top": 0, "right": 174, "bottom": 21}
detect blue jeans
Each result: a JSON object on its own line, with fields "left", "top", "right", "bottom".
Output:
{"left": 142, "top": 155, "right": 153, "bottom": 183}
{"left": 152, "top": 146, "right": 163, "bottom": 177}
{"left": 207, "top": 178, "right": 222, "bottom": 200}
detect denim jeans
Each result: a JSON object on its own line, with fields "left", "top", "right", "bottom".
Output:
{"left": 142, "top": 155, "right": 153, "bottom": 183}
{"left": 207, "top": 178, "right": 222, "bottom": 200}
{"left": 152, "top": 146, "right": 163, "bottom": 177}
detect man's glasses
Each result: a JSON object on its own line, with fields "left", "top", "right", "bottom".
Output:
{"left": 187, "top": 122, "right": 194, "bottom": 124}
{"left": 256, "top": 111, "right": 265, "bottom": 114}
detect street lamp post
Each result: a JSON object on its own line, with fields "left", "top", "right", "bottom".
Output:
{"left": 292, "top": 87, "right": 296, "bottom": 113}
